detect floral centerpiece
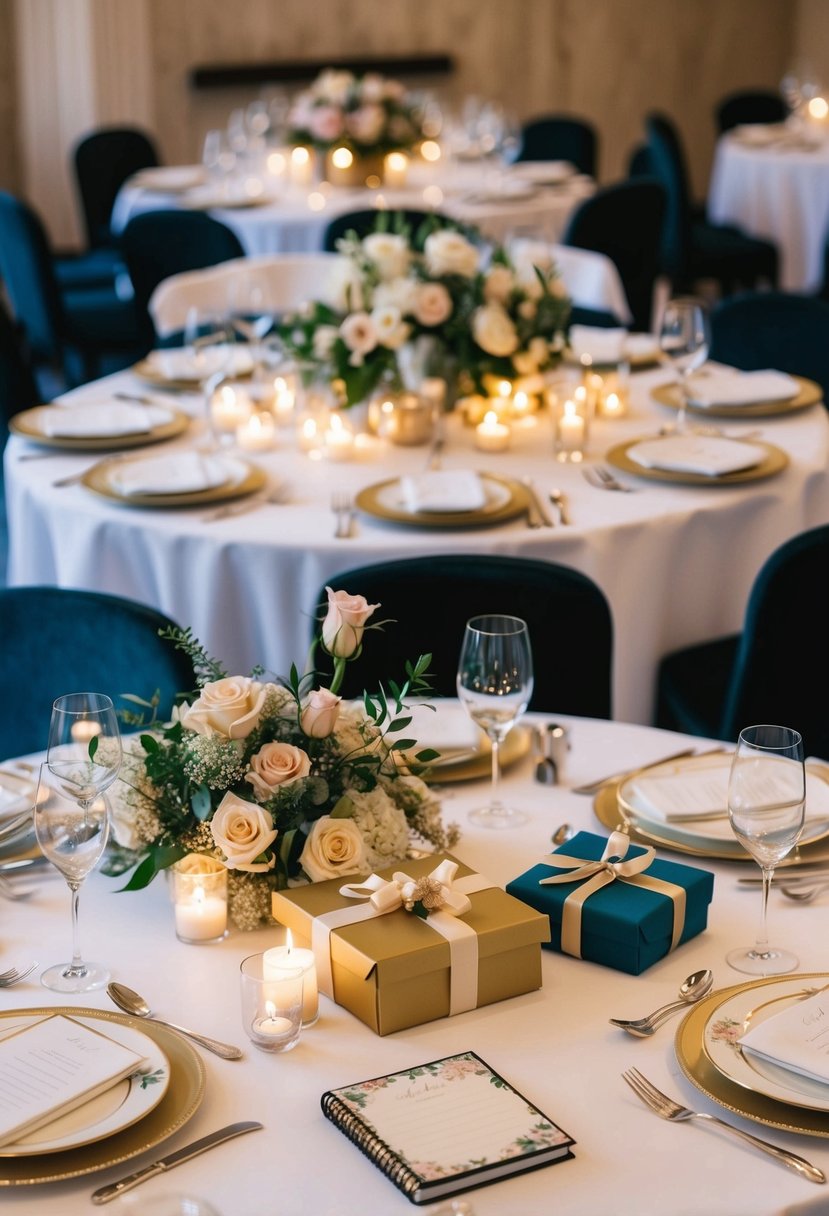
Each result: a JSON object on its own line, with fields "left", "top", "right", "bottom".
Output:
{"left": 108, "top": 588, "right": 459, "bottom": 930}
{"left": 277, "top": 218, "right": 572, "bottom": 407}
{"left": 288, "top": 69, "right": 424, "bottom": 158}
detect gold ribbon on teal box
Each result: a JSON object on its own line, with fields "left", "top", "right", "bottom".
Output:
{"left": 537, "top": 830, "right": 686, "bottom": 959}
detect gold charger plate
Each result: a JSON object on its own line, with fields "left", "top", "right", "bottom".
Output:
{"left": 355, "top": 473, "right": 530, "bottom": 529}
{"left": 81, "top": 455, "right": 266, "bottom": 509}
{"left": 605, "top": 437, "right": 788, "bottom": 486}
{"left": 0, "top": 1006, "right": 205, "bottom": 1186}
{"left": 9, "top": 406, "right": 190, "bottom": 452}
{"left": 676, "top": 974, "right": 829, "bottom": 1137}
{"left": 421, "top": 726, "right": 531, "bottom": 783}
{"left": 651, "top": 375, "right": 822, "bottom": 418}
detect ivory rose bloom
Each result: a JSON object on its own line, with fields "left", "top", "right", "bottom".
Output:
{"left": 413, "top": 282, "right": 452, "bottom": 327}
{"left": 370, "top": 304, "right": 411, "bottom": 350}
{"left": 181, "top": 677, "right": 270, "bottom": 740}
{"left": 245, "top": 742, "right": 311, "bottom": 800}
{"left": 308, "top": 105, "right": 345, "bottom": 143}
{"left": 340, "top": 312, "right": 378, "bottom": 365}
{"left": 210, "top": 791, "right": 277, "bottom": 871}
{"left": 346, "top": 102, "right": 385, "bottom": 145}
{"left": 472, "top": 302, "right": 519, "bottom": 357}
{"left": 424, "top": 229, "right": 479, "bottom": 278}
{"left": 483, "top": 264, "right": 514, "bottom": 304}
{"left": 301, "top": 688, "right": 342, "bottom": 738}
{"left": 299, "top": 815, "right": 367, "bottom": 881}
{"left": 363, "top": 233, "right": 411, "bottom": 281}
{"left": 322, "top": 586, "right": 380, "bottom": 658}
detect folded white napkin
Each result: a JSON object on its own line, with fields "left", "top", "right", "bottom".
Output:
{"left": 623, "top": 333, "right": 660, "bottom": 362}
{"left": 739, "top": 987, "right": 829, "bottom": 1087}
{"left": 111, "top": 453, "right": 240, "bottom": 497}
{"left": 686, "top": 368, "right": 798, "bottom": 407}
{"left": 401, "top": 701, "right": 482, "bottom": 753}
{"left": 630, "top": 764, "right": 829, "bottom": 822}
{"left": 399, "top": 470, "right": 487, "bottom": 513}
{"left": 568, "top": 324, "right": 627, "bottom": 364}
{"left": 627, "top": 435, "right": 766, "bottom": 476}
{"left": 148, "top": 346, "right": 253, "bottom": 381}
{"left": 40, "top": 404, "right": 173, "bottom": 438}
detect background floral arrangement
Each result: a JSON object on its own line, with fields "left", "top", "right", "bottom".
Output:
{"left": 288, "top": 69, "right": 425, "bottom": 156}
{"left": 277, "top": 217, "right": 572, "bottom": 406}
{"left": 108, "top": 589, "right": 459, "bottom": 930}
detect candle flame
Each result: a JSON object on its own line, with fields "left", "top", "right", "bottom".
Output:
{"left": 331, "top": 146, "right": 353, "bottom": 169}
{"left": 483, "top": 410, "right": 498, "bottom": 427}
{"left": 564, "top": 399, "right": 577, "bottom": 418}
{"left": 421, "top": 140, "right": 441, "bottom": 162}
{"left": 265, "top": 1000, "right": 277, "bottom": 1019}
{"left": 497, "top": 380, "right": 512, "bottom": 398}
{"left": 385, "top": 152, "right": 408, "bottom": 172}
{"left": 291, "top": 146, "right": 310, "bottom": 166}
{"left": 194, "top": 885, "right": 205, "bottom": 907}
{"left": 285, "top": 928, "right": 293, "bottom": 954}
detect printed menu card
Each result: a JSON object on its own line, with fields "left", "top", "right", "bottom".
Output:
{"left": 739, "top": 988, "right": 829, "bottom": 1085}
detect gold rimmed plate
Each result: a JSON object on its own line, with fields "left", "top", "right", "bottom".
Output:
{"left": 133, "top": 349, "right": 254, "bottom": 391}
{"left": 651, "top": 375, "right": 822, "bottom": 418}
{"left": 81, "top": 454, "right": 266, "bottom": 509}
{"left": 9, "top": 406, "right": 190, "bottom": 452}
{"left": 356, "top": 473, "right": 530, "bottom": 529}
{"left": 420, "top": 726, "right": 531, "bottom": 783}
{"left": 605, "top": 437, "right": 788, "bottom": 486}
{"left": 0, "top": 1006, "right": 204, "bottom": 1186}
{"left": 676, "top": 975, "right": 829, "bottom": 1137}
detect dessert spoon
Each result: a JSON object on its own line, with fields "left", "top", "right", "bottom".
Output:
{"left": 107, "top": 982, "right": 243, "bottom": 1059}
{"left": 609, "top": 968, "right": 714, "bottom": 1036}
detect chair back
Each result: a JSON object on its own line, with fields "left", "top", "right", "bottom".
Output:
{"left": 322, "top": 208, "right": 453, "bottom": 252}
{"left": 715, "top": 90, "right": 787, "bottom": 134}
{"left": 0, "top": 588, "right": 197, "bottom": 760}
{"left": 0, "top": 299, "right": 40, "bottom": 428}
{"left": 311, "top": 556, "right": 613, "bottom": 717}
{"left": 645, "top": 112, "right": 693, "bottom": 283}
{"left": 719, "top": 526, "right": 829, "bottom": 759}
{"left": 0, "top": 192, "right": 65, "bottom": 363}
{"left": 709, "top": 291, "right": 829, "bottom": 403}
{"left": 515, "top": 115, "right": 598, "bottom": 176}
{"left": 73, "top": 126, "right": 159, "bottom": 248}
{"left": 562, "top": 179, "right": 666, "bottom": 332}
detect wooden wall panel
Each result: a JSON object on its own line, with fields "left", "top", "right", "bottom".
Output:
{"left": 0, "top": 0, "right": 21, "bottom": 192}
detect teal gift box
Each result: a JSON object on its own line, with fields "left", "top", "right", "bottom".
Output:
{"left": 505, "top": 831, "right": 715, "bottom": 975}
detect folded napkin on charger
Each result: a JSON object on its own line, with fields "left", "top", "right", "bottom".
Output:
{"left": 630, "top": 764, "right": 829, "bottom": 822}
{"left": 40, "top": 403, "right": 173, "bottom": 438}
{"left": 402, "top": 700, "right": 482, "bottom": 753}
{"left": 111, "top": 453, "right": 239, "bottom": 497}
{"left": 398, "top": 470, "right": 487, "bottom": 513}
{"left": 148, "top": 346, "right": 253, "bottom": 381}
{"left": 686, "top": 367, "right": 798, "bottom": 407}
{"left": 568, "top": 324, "right": 627, "bottom": 364}
{"left": 738, "top": 987, "right": 829, "bottom": 1087}
{"left": 627, "top": 435, "right": 766, "bottom": 476}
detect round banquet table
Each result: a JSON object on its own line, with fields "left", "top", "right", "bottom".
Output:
{"left": 707, "top": 128, "right": 829, "bottom": 292}
{"left": 5, "top": 365, "right": 829, "bottom": 727}
{"left": 3, "top": 712, "right": 829, "bottom": 1216}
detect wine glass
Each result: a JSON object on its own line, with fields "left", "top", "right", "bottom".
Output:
{"left": 727, "top": 724, "right": 806, "bottom": 976}
{"left": 457, "top": 615, "right": 534, "bottom": 829}
{"left": 658, "top": 297, "right": 711, "bottom": 433}
{"left": 47, "top": 691, "right": 122, "bottom": 809}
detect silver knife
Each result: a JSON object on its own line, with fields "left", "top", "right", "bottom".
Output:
{"left": 90, "top": 1121, "right": 263, "bottom": 1204}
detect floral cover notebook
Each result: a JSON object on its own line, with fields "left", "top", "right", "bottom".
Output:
{"left": 321, "top": 1050, "right": 575, "bottom": 1205}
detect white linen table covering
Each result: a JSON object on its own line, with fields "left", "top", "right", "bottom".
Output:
{"left": 5, "top": 364, "right": 828, "bottom": 726}
{"left": 3, "top": 714, "right": 829, "bottom": 1216}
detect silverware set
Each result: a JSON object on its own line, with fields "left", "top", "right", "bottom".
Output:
{"left": 521, "top": 477, "right": 555, "bottom": 527}
{"left": 331, "top": 490, "right": 355, "bottom": 538}
{"left": 582, "top": 465, "right": 634, "bottom": 492}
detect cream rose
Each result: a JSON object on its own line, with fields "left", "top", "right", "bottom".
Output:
{"left": 370, "top": 304, "right": 411, "bottom": 350}
{"left": 413, "top": 281, "right": 452, "bottom": 327}
{"left": 301, "top": 688, "right": 342, "bottom": 738}
{"left": 299, "top": 816, "right": 367, "bottom": 882}
{"left": 362, "top": 233, "right": 411, "bottom": 281}
{"left": 472, "top": 302, "right": 519, "bottom": 357}
{"left": 340, "top": 312, "right": 378, "bottom": 366}
{"left": 424, "top": 229, "right": 480, "bottom": 278}
{"left": 483, "top": 264, "right": 514, "bottom": 304}
{"left": 245, "top": 742, "right": 311, "bottom": 800}
{"left": 210, "top": 791, "right": 277, "bottom": 871}
{"left": 321, "top": 585, "right": 380, "bottom": 658}
{"left": 181, "top": 677, "right": 270, "bottom": 740}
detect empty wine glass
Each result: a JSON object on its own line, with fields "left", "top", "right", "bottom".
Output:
{"left": 47, "top": 692, "right": 122, "bottom": 809}
{"left": 727, "top": 724, "right": 805, "bottom": 976}
{"left": 658, "top": 297, "right": 710, "bottom": 432}
{"left": 457, "top": 615, "right": 533, "bottom": 829}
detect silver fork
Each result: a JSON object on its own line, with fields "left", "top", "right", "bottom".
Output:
{"left": 0, "top": 962, "right": 38, "bottom": 987}
{"left": 583, "top": 465, "right": 634, "bottom": 493}
{"left": 331, "top": 490, "right": 354, "bottom": 539}
{"left": 622, "top": 1068, "right": 825, "bottom": 1183}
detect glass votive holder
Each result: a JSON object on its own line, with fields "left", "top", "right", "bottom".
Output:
{"left": 171, "top": 856, "right": 228, "bottom": 944}
{"left": 369, "top": 388, "right": 435, "bottom": 446}
{"left": 210, "top": 378, "right": 253, "bottom": 445}
{"left": 262, "top": 933, "right": 319, "bottom": 1027}
{"left": 590, "top": 362, "right": 630, "bottom": 419}
{"left": 552, "top": 394, "right": 590, "bottom": 462}
{"left": 240, "top": 954, "right": 303, "bottom": 1053}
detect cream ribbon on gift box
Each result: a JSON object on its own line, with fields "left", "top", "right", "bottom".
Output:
{"left": 537, "top": 830, "right": 686, "bottom": 958}
{"left": 310, "top": 859, "right": 495, "bottom": 1016}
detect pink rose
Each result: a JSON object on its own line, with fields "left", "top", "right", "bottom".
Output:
{"left": 210, "top": 791, "right": 277, "bottom": 871}
{"left": 245, "top": 742, "right": 311, "bottom": 800}
{"left": 413, "top": 282, "right": 452, "bottom": 327}
{"left": 181, "top": 676, "right": 270, "bottom": 740}
{"left": 301, "top": 688, "right": 342, "bottom": 738}
{"left": 339, "top": 312, "right": 378, "bottom": 366}
{"left": 308, "top": 105, "right": 345, "bottom": 143}
{"left": 346, "top": 103, "right": 385, "bottom": 145}
{"left": 322, "top": 586, "right": 380, "bottom": 658}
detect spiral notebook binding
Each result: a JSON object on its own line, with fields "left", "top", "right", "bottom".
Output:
{"left": 321, "top": 1092, "right": 420, "bottom": 1197}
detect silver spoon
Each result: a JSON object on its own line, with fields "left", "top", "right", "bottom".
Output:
{"left": 609, "top": 968, "right": 714, "bottom": 1037}
{"left": 533, "top": 726, "right": 557, "bottom": 784}
{"left": 552, "top": 823, "right": 573, "bottom": 846}
{"left": 107, "top": 982, "right": 244, "bottom": 1059}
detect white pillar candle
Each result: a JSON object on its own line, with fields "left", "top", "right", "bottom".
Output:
{"left": 263, "top": 932, "right": 319, "bottom": 1025}
{"left": 323, "top": 414, "right": 355, "bottom": 461}
{"left": 236, "top": 410, "right": 276, "bottom": 451}
{"left": 212, "top": 384, "right": 253, "bottom": 435}
{"left": 384, "top": 151, "right": 409, "bottom": 189}
{"left": 475, "top": 410, "right": 511, "bottom": 452}
{"left": 289, "top": 145, "right": 313, "bottom": 186}
{"left": 272, "top": 376, "right": 296, "bottom": 424}
{"left": 174, "top": 884, "right": 227, "bottom": 943}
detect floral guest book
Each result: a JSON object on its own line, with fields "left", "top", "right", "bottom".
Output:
{"left": 321, "top": 1051, "right": 575, "bottom": 1205}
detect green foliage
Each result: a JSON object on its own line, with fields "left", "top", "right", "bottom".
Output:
{"left": 157, "top": 625, "right": 227, "bottom": 688}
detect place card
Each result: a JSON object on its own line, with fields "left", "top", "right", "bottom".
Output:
{"left": 739, "top": 987, "right": 829, "bottom": 1086}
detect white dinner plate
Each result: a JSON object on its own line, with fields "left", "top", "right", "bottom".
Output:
{"left": 702, "top": 976, "right": 829, "bottom": 1112}
{"left": 0, "top": 1014, "right": 169, "bottom": 1156}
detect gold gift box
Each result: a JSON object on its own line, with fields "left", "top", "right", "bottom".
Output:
{"left": 271, "top": 853, "right": 551, "bottom": 1035}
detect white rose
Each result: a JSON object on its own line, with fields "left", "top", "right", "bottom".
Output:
{"left": 362, "top": 233, "right": 411, "bottom": 281}
{"left": 370, "top": 304, "right": 411, "bottom": 350}
{"left": 181, "top": 677, "right": 270, "bottom": 740}
{"left": 472, "top": 302, "right": 519, "bottom": 357}
{"left": 483, "top": 264, "right": 514, "bottom": 304}
{"left": 312, "top": 324, "right": 339, "bottom": 360}
{"left": 325, "top": 256, "right": 366, "bottom": 310}
{"left": 373, "top": 276, "right": 419, "bottom": 314}
{"left": 300, "top": 815, "right": 367, "bottom": 882}
{"left": 424, "top": 229, "right": 480, "bottom": 278}
{"left": 210, "top": 791, "right": 277, "bottom": 871}
{"left": 245, "top": 741, "right": 311, "bottom": 800}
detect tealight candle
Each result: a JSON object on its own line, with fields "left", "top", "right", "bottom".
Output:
{"left": 236, "top": 410, "right": 276, "bottom": 451}
{"left": 272, "top": 375, "right": 296, "bottom": 424}
{"left": 70, "top": 720, "right": 102, "bottom": 744}
{"left": 240, "top": 955, "right": 303, "bottom": 1053}
{"left": 384, "top": 151, "right": 409, "bottom": 189}
{"left": 599, "top": 391, "right": 627, "bottom": 419}
{"left": 263, "top": 929, "right": 319, "bottom": 1025}
{"left": 475, "top": 410, "right": 510, "bottom": 452}
{"left": 323, "top": 413, "right": 355, "bottom": 461}
{"left": 554, "top": 398, "right": 587, "bottom": 462}
{"left": 211, "top": 384, "right": 253, "bottom": 436}
{"left": 252, "top": 1002, "right": 295, "bottom": 1040}
{"left": 172, "top": 860, "right": 228, "bottom": 944}
{"left": 289, "top": 145, "right": 313, "bottom": 186}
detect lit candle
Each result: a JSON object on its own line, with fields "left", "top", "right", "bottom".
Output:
{"left": 599, "top": 391, "right": 627, "bottom": 419}
{"left": 252, "top": 1001, "right": 295, "bottom": 1040}
{"left": 263, "top": 931, "right": 319, "bottom": 1025}
{"left": 420, "top": 139, "right": 442, "bottom": 163}
{"left": 174, "top": 883, "right": 227, "bottom": 943}
{"left": 475, "top": 410, "right": 511, "bottom": 452}
{"left": 70, "top": 720, "right": 102, "bottom": 744}
{"left": 297, "top": 416, "right": 321, "bottom": 451}
{"left": 384, "top": 151, "right": 409, "bottom": 189}
{"left": 323, "top": 413, "right": 355, "bottom": 461}
{"left": 289, "top": 145, "right": 313, "bottom": 186}
{"left": 212, "top": 384, "right": 253, "bottom": 435}
{"left": 236, "top": 410, "right": 276, "bottom": 451}
{"left": 272, "top": 376, "right": 296, "bottom": 424}
{"left": 557, "top": 399, "right": 586, "bottom": 453}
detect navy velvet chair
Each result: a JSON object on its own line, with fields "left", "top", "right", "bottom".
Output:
{"left": 0, "top": 588, "right": 197, "bottom": 760}
{"left": 514, "top": 115, "right": 598, "bottom": 177}
{"left": 562, "top": 178, "right": 666, "bottom": 332}
{"left": 655, "top": 526, "right": 829, "bottom": 760}
{"left": 322, "top": 208, "right": 458, "bottom": 253}
{"left": 715, "top": 90, "right": 787, "bottom": 134}
{"left": 0, "top": 299, "right": 40, "bottom": 427}
{"left": 645, "top": 112, "right": 778, "bottom": 294}
{"left": 311, "top": 556, "right": 613, "bottom": 717}
{"left": 709, "top": 291, "right": 829, "bottom": 404}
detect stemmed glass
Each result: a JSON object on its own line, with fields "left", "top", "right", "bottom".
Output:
{"left": 39, "top": 691, "right": 122, "bottom": 991}
{"left": 658, "top": 297, "right": 711, "bottom": 433}
{"left": 727, "top": 724, "right": 805, "bottom": 976}
{"left": 457, "top": 615, "right": 534, "bottom": 829}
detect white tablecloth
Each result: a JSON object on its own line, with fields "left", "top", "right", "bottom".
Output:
{"left": 6, "top": 365, "right": 829, "bottom": 726}
{"left": 708, "top": 131, "right": 829, "bottom": 292}
{"left": 3, "top": 713, "right": 829, "bottom": 1216}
